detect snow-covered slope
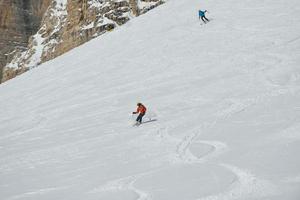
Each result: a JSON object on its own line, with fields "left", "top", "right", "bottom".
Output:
{"left": 1, "top": 0, "right": 300, "bottom": 199}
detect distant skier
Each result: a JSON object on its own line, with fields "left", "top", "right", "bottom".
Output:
{"left": 132, "top": 103, "right": 147, "bottom": 125}
{"left": 199, "top": 10, "right": 209, "bottom": 23}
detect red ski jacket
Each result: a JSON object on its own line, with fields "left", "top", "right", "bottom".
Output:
{"left": 136, "top": 105, "right": 147, "bottom": 114}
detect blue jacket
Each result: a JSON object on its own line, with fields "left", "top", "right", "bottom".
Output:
{"left": 199, "top": 10, "right": 206, "bottom": 17}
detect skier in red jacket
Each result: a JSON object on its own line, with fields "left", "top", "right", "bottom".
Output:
{"left": 132, "top": 103, "right": 147, "bottom": 124}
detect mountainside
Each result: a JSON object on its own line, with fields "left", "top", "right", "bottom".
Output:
{"left": 0, "top": 0, "right": 51, "bottom": 82}
{"left": 1, "top": 0, "right": 164, "bottom": 83}
{"left": 0, "top": 0, "right": 300, "bottom": 200}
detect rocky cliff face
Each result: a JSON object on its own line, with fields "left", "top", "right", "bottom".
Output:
{"left": 1, "top": 0, "right": 164, "bottom": 83}
{"left": 0, "top": 0, "right": 51, "bottom": 82}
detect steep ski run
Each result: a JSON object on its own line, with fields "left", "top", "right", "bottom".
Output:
{"left": 0, "top": 0, "right": 300, "bottom": 200}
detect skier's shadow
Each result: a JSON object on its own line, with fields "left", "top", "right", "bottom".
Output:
{"left": 143, "top": 119, "right": 158, "bottom": 124}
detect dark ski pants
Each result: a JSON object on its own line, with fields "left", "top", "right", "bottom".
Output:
{"left": 136, "top": 113, "right": 145, "bottom": 123}
{"left": 201, "top": 16, "right": 209, "bottom": 23}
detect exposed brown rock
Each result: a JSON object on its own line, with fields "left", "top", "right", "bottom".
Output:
{"left": 0, "top": 0, "right": 51, "bottom": 83}
{"left": 129, "top": 0, "right": 139, "bottom": 16}
{"left": 1, "top": 0, "right": 165, "bottom": 83}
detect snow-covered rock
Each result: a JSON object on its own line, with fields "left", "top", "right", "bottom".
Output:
{"left": 2, "top": 0, "right": 165, "bottom": 83}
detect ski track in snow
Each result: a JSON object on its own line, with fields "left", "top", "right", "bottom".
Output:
{"left": 170, "top": 126, "right": 278, "bottom": 200}
{"left": 90, "top": 171, "right": 157, "bottom": 200}
{"left": 162, "top": 86, "right": 290, "bottom": 199}
{"left": 175, "top": 131, "right": 200, "bottom": 163}
{"left": 90, "top": 123, "right": 231, "bottom": 200}
{"left": 7, "top": 186, "right": 69, "bottom": 200}
{"left": 215, "top": 86, "right": 297, "bottom": 121}
{"left": 173, "top": 130, "right": 228, "bottom": 164}
{"left": 197, "top": 164, "right": 278, "bottom": 200}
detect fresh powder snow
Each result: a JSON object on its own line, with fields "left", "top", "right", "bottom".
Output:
{"left": 0, "top": 0, "right": 300, "bottom": 200}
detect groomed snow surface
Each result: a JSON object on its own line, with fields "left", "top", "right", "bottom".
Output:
{"left": 1, "top": 0, "right": 300, "bottom": 199}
